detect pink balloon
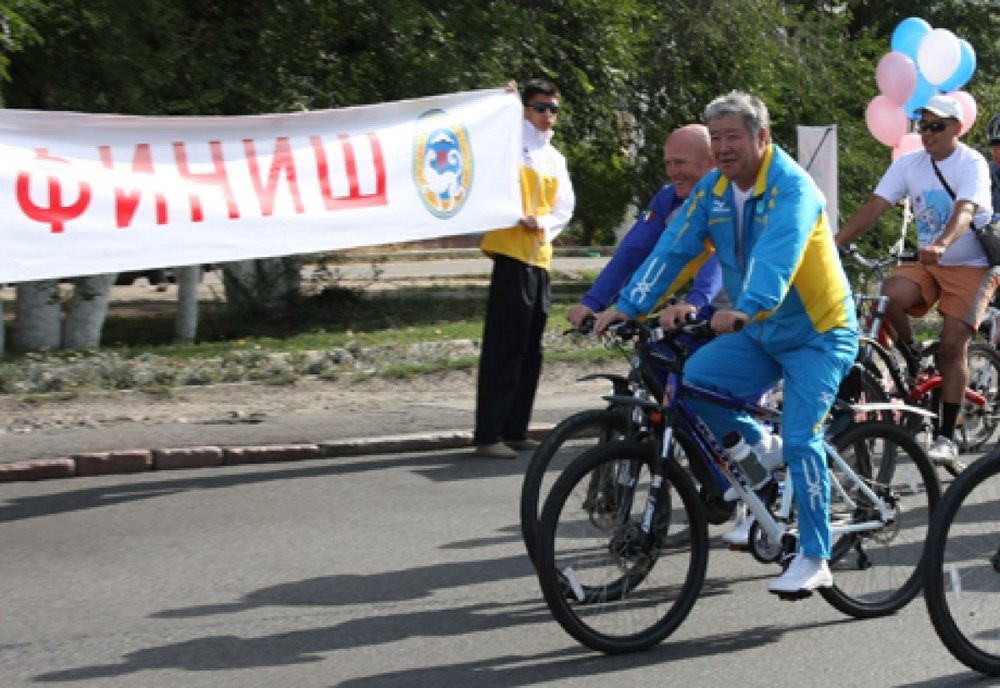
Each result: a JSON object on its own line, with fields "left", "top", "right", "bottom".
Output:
{"left": 876, "top": 51, "right": 917, "bottom": 106}
{"left": 866, "top": 95, "right": 908, "bottom": 147}
{"left": 893, "top": 132, "right": 924, "bottom": 161}
{"left": 946, "top": 89, "right": 977, "bottom": 136}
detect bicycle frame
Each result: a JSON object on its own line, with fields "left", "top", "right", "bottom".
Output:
{"left": 661, "top": 373, "right": 894, "bottom": 550}
{"left": 614, "top": 319, "right": 901, "bottom": 561}
{"left": 855, "top": 294, "right": 988, "bottom": 419}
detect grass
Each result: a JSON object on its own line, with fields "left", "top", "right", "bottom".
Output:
{"left": 4, "top": 261, "right": 946, "bottom": 396}
{"left": 0, "top": 262, "right": 625, "bottom": 397}
{"left": 2, "top": 263, "right": 942, "bottom": 377}
{"left": 93, "top": 277, "right": 602, "bottom": 362}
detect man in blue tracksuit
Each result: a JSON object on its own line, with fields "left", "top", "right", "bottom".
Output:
{"left": 597, "top": 91, "right": 858, "bottom": 597}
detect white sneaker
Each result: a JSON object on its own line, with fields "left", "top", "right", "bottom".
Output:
{"left": 723, "top": 435, "right": 783, "bottom": 501}
{"left": 722, "top": 515, "right": 754, "bottom": 547}
{"left": 927, "top": 435, "right": 965, "bottom": 474}
{"left": 768, "top": 549, "right": 832, "bottom": 596}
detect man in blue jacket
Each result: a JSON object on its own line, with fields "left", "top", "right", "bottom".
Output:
{"left": 567, "top": 123, "right": 763, "bottom": 547}
{"left": 597, "top": 91, "right": 858, "bottom": 597}
{"left": 567, "top": 124, "right": 721, "bottom": 329}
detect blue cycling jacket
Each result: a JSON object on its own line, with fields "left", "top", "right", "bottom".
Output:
{"left": 581, "top": 185, "right": 722, "bottom": 313}
{"left": 617, "top": 144, "right": 857, "bottom": 350}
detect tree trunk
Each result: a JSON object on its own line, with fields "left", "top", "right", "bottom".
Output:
{"left": 173, "top": 264, "right": 203, "bottom": 344}
{"left": 62, "top": 274, "right": 115, "bottom": 350}
{"left": 0, "top": 292, "right": 5, "bottom": 358}
{"left": 12, "top": 280, "right": 62, "bottom": 352}
{"left": 221, "top": 257, "right": 301, "bottom": 318}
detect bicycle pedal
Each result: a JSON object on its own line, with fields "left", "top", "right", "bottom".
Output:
{"left": 772, "top": 589, "right": 813, "bottom": 601}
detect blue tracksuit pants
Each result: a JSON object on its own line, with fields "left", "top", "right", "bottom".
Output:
{"left": 683, "top": 326, "right": 858, "bottom": 559}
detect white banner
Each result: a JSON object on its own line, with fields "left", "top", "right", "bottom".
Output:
{"left": 0, "top": 88, "right": 522, "bottom": 282}
{"left": 796, "top": 125, "right": 838, "bottom": 229}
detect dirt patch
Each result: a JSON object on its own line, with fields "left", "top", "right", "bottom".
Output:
{"left": 0, "top": 359, "right": 600, "bottom": 435}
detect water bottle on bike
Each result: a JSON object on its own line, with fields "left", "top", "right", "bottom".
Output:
{"left": 722, "top": 430, "right": 784, "bottom": 498}
{"left": 724, "top": 431, "right": 772, "bottom": 490}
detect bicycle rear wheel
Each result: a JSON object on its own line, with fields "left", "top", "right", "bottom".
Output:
{"left": 924, "top": 450, "right": 1000, "bottom": 675}
{"left": 957, "top": 342, "right": 1000, "bottom": 453}
{"left": 520, "top": 409, "right": 629, "bottom": 566}
{"left": 820, "top": 422, "right": 941, "bottom": 618}
{"left": 534, "top": 440, "right": 709, "bottom": 654}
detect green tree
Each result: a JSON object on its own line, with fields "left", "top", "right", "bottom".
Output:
{"left": 4, "top": 1, "right": 999, "bottom": 351}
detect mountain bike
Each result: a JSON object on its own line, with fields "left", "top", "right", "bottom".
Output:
{"left": 520, "top": 315, "right": 744, "bottom": 567}
{"left": 923, "top": 447, "right": 1000, "bottom": 675}
{"left": 533, "top": 318, "right": 941, "bottom": 654}
{"left": 521, "top": 312, "right": 894, "bottom": 570}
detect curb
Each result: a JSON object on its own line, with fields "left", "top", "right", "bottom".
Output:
{"left": 0, "top": 425, "right": 555, "bottom": 484}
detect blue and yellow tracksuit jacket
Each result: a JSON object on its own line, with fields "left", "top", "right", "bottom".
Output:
{"left": 617, "top": 144, "right": 856, "bottom": 348}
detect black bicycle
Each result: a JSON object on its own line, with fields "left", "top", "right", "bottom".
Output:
{"left": 923, "top": 447, "right": 1000, "bottom": 675}
{"left": 520, "top": 316, "right": 746, "bottom": 568}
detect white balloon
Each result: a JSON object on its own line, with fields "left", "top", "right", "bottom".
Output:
{"left": 917, "top": 28, "right": 962, "bottom": 86}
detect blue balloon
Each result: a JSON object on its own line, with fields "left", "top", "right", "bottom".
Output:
{"left": 892, "top": 17, "right": 932, "bottom": 62}
{"left": 905, "top": 75, "right": 937, "bottom": 119}
{"left": 938, "top": 38, "right": 976, "bottom": 92}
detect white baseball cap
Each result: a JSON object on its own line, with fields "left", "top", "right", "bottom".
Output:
{"left": 917, "top": 94, "right": 963, "bottom": 122}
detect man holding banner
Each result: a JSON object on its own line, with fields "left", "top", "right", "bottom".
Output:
{"left": 473, "top": 79, "right": 575, "bottom": 459}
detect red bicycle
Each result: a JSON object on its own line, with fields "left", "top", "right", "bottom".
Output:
{"left": 844, "top": 245, "right": 1000, "bottom": 475}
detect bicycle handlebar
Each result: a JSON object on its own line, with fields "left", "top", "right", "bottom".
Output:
{"left": 563, "top": 314, "right": 596, "bottom": 336}
{"left": 607, "top": 316, "right": 715, "bottom": 343}
{"left": 567, "top": 312, "right": 734, "bottom": 342}
{"left": 840, "top": 243, "right": 917, "bottom": 273}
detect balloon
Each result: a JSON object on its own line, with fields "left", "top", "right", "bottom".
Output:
{"left": 938, "top": 38, "right": 976, "bottom": 92}
{"left": 893, "top": 132, "right": 924, "bottom": 161}
{"left": 866, "top": 95, "right": 909, "bottom": 147}
{"left": 891, "top": 17, "right": 932, "bottom": 61}
{"left": 876, "top": 51, "right": 918, "bottom": 106}
{"left": 917, "top": 28, "right": 962, "bottom": 85}
{"left": 947, "top": 90, "right": 977, "bottom": 135}
{"left": 904, "top": 74, "right": 936, "bottom": 119}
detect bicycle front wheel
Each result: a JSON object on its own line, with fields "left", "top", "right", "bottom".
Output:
{"left": 534, "top": 440, "right": 709, "bottom": 654}
{"left": 820, "top": 422, "right": 941, "bottom": 618}
{"left": 520, "top": 408, "right": 629, "bottom": 567}
{"left": 924, "top": 450, "right": 1000, "bottom": 675}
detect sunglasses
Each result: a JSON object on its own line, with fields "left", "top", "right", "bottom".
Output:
{"left": 917, "top": 119, "right": 950, "bottom": 134}
{"left": 529, "top": 102, "right": 560, "bottom": 114}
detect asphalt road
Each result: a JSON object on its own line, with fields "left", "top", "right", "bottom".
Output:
{"left": 0, "top": 445, "right": 980, "bottom": 687}
{"left": 0, "top": 252, "right": 992, "bottom": 685}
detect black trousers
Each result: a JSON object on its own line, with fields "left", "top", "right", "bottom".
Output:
{"left": 474, "top": 254, "right": 550, "bottom": 445}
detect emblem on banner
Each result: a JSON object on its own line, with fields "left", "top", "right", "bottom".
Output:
{"left": 413, "top": 109, "right": 472, "bottom": 218}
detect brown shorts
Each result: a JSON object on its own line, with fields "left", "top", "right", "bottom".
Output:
{"left": 891, "top": 262, "right": 999, "bottom": 328}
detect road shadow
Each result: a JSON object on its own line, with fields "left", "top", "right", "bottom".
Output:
{"left": 0, "top": 448, "right": 527, "bottom": 525}
{"left": 34, "top": 582, "right": 850, "bottom": 685}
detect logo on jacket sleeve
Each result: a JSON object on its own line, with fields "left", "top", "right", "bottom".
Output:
{"left": 413, "top": 109, "right": 473, "bottom": 218}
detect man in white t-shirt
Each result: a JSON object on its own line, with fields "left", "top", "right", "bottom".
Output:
{"left": 836, "top": 94, "right": 998, "bottom": 472}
